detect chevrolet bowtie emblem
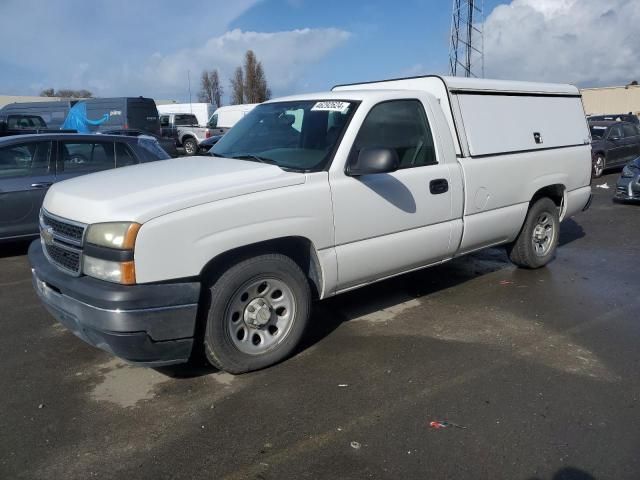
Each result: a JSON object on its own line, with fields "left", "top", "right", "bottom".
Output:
{"left": 41, "top": 226, "right": 55, "bottom": 246}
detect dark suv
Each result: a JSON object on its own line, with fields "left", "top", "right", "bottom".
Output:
{"left": 588, "top": 114, "right": 639, "bottom": 125}
{"left": 0, "top": 133, "right": 170, "bottom": 242}
{"left": 589, "top": 121, "right": 640, "bottom": 177}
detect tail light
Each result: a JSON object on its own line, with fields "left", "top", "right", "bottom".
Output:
{"left": 205, "top": 129, "right": 211, "bottom": 139}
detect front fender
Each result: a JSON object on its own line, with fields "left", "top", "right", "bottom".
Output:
{"left": 133, "top": 174, "right": 335, "bottom": 285}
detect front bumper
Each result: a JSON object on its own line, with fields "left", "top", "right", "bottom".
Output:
{"left": 29, "top": 241, "right": 201, "bottom": 366}
{"left": 615, "top": 176, "right": 640, "bottom": 201}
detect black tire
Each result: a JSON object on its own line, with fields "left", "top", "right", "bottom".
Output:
{"left": 507, "top": 197, "right": 560, "bottom": 269}
{"left": 592, "top": 154, "right": 605, "bottom": 178}
{"left": 183, "top": 138, "right": 197, "bottom": 155}
{"left": 203, "top": 254, "right": 311, "bottom": 374}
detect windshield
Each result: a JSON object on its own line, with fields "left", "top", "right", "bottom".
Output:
{"left": 590, "top": 125, "right": 607, "bottom": 140}
{"left": 211, "top": 100, "right": 358, "bottom": 171}
{"left": 207, "top": 113, "right": 218, "bottom": 129}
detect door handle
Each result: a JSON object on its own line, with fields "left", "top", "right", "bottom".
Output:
{"left": 31, "top": 182, "right": 53, "bottom": 189}
{"left": 429, "top": 179, "right": 449, "bottom": 195}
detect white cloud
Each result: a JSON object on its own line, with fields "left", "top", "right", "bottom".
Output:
{"left": 0, "top": 1, "right": 350, "bottom": 101}
{"left": 132, "top": 28, "right": 351, "bottom": 100}
{"left": 484, "top": 0, "right": 640, "bottom": 86}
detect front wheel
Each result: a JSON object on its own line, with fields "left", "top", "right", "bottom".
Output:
{"left": 203, "top": 254, "right": 311, "bottom": 374}
{"left": 507, "top": 197, "right": 560, "bottom": 269}
{"left": 593, "top": 155, "right": 605, "bottom": 178}
{"left": 183, "top": 138, "right": 198, "bottom": 155}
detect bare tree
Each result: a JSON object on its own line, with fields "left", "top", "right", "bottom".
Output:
{"left": 243, "top": 50, "right": 271, "bottom": 103}
{"left": 230, "top": 50, "right": 271, "bottom": 104}
{"left": 198, "top": 69, "right": 224, "bottom": 107}
{"left": 230, "top": 66, "right": 245, "bottom": 105}
{"left": 40, "top": 88, "right": 55, "bottom": 97}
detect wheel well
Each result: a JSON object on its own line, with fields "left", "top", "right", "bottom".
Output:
{"left": 531, "top": 184, "right": 565, "bottom": 211}
{"left": 181, "top": 135, "right": 195, "bottom": 144}
{"left": 199, "top": 237, "right": 323, "bottom": 299}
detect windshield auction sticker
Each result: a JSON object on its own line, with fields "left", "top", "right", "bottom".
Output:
{"left": 311, "top": 101, "right": 351, "bottom": 114}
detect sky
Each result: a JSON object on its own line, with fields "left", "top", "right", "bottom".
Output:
{"left": 1, "top": 0, "right": 639, "bottom": 102}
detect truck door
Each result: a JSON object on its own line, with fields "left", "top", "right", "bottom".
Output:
{"left": 0, "top": 140, "right": 53, "bottom": 239}
{"left": 330, "top": 98, "right": 458, "bottom": 291}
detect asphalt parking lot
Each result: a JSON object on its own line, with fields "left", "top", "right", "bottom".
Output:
{"left": 1, "top": 172, "right": 638, "bottom": 480}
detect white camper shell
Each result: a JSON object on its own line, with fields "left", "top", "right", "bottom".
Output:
{"left": 333, "top": 75, "right": 590, "bottom": 157}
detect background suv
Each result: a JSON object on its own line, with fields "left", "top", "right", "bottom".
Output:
{"left": 589, "top": 120, "right": 640, "bottom": 177}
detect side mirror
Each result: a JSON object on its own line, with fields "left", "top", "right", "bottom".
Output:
{"left": 347, "top": 147, "right": 399, "bottom": 176}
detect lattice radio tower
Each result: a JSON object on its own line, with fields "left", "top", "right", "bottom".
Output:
{"left": 449, "top": 0, "right": 485, "bottom": 78}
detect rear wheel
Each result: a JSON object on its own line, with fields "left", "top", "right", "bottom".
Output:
{"left": 507, "top": 197, "right": 560, "bottom": 269}
{"left": 593, "top": 154, "right": 605, "bottom": 178}
{"left": 183, "top": 138, "right": 197, "bottom": 155}
{"left": 203, "top": 254, "right": 311, "bottom": 374}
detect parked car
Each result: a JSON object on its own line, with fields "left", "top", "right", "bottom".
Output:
{"left": 589, "top": 120, "right": 640, "bottom": 177}
{"left": 30, "top": 75, "right": 592, "bottom": 373}
{"left": 588, "top": 113, "right": 639, "bottom": 125}
{"left": 100, "top": 128, "right": 179, "bottom": 157}
{"left": 0, "top": 114, "right": 76, "bottom": 138}
{"left": 157, "top": 103, "right": 216, "bottom": 128}
{"left": 198, "top": 134, "right": 224, "bottom": 153}
{"left": 0, "top": 133, "right": 170, "bottom": 242}
{"left": 0, "top": 101, "right": 73, "bottom": 129}
{"left": 614, "top": 157, "right": 640, "bottom": 201}
{"left": 206, "top": 104, "right": 258, "bottom": 135}
{"left": 160, "top": 112, "right": 209, "bottom": 155}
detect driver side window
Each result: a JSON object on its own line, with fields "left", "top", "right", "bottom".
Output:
{"left": 351, "top": 100, "right": 437, "bottom": 168}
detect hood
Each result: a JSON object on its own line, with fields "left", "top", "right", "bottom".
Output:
{"left": 43, "top": 156, "right": 306, "bottom": 224}
{"left": 628, "top": 156, "right": 640, "bottom": 169}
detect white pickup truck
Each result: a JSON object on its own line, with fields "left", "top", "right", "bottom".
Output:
{"left": 30, "top": 76, "right": 593, "bottom": 373}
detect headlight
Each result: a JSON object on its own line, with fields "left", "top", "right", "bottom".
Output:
{"left": 83, "top": 256, "right": 136, "bottom": 284}
{"left": 622, "top": 166, "right": 636, "bottom": 178}
{"left": 86, "top": 222, "right": 140, "bottom": 249}
{"left": 83, "top": 222, "right": 140, "bottom": 284}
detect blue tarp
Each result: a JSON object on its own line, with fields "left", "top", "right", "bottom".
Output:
{"left": 61, "top": 101, "right": 109, "bottom": 133}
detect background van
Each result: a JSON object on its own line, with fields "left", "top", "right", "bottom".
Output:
{"left": 206, "top": 104, "right": 258, "bottom": 135}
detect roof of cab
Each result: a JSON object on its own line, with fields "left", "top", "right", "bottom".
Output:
{"left": 264, "top": 89, "right": 427, "bottom": 103}
{"left": 333, "top": 75, "right": 580, "bottom": 96}
{"left": 0, "top": 133, "right": 145, "bottom": 144}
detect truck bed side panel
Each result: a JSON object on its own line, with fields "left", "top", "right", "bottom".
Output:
{"left": 457, "top": 145, "right": 592, "bottom": 253}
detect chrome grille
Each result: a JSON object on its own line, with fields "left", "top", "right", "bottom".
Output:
{"left": 41, "top": 211, "right": 85, "bottom": 244}
{"left": 40, "top": 210, "right": 87, "bottom": 276}
{"left": 44, "top": 243, "right": 81, "bottom": 273}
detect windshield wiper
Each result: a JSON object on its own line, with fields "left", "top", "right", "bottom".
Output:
{"left": 229, "top": 154, "right": 278, "bottom": 165}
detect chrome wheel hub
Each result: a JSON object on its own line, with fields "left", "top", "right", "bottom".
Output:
{"left": 531, "top": 213, "right": 555, "bottom": 257}
{"left": 226, "top": 278, "right": 296, "bottom": 355}
{"left": 594, "top": 157, "right": 604, "bottom": 177}
{"left": 244, "top": 298, "right": 272, "bottom": 328}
